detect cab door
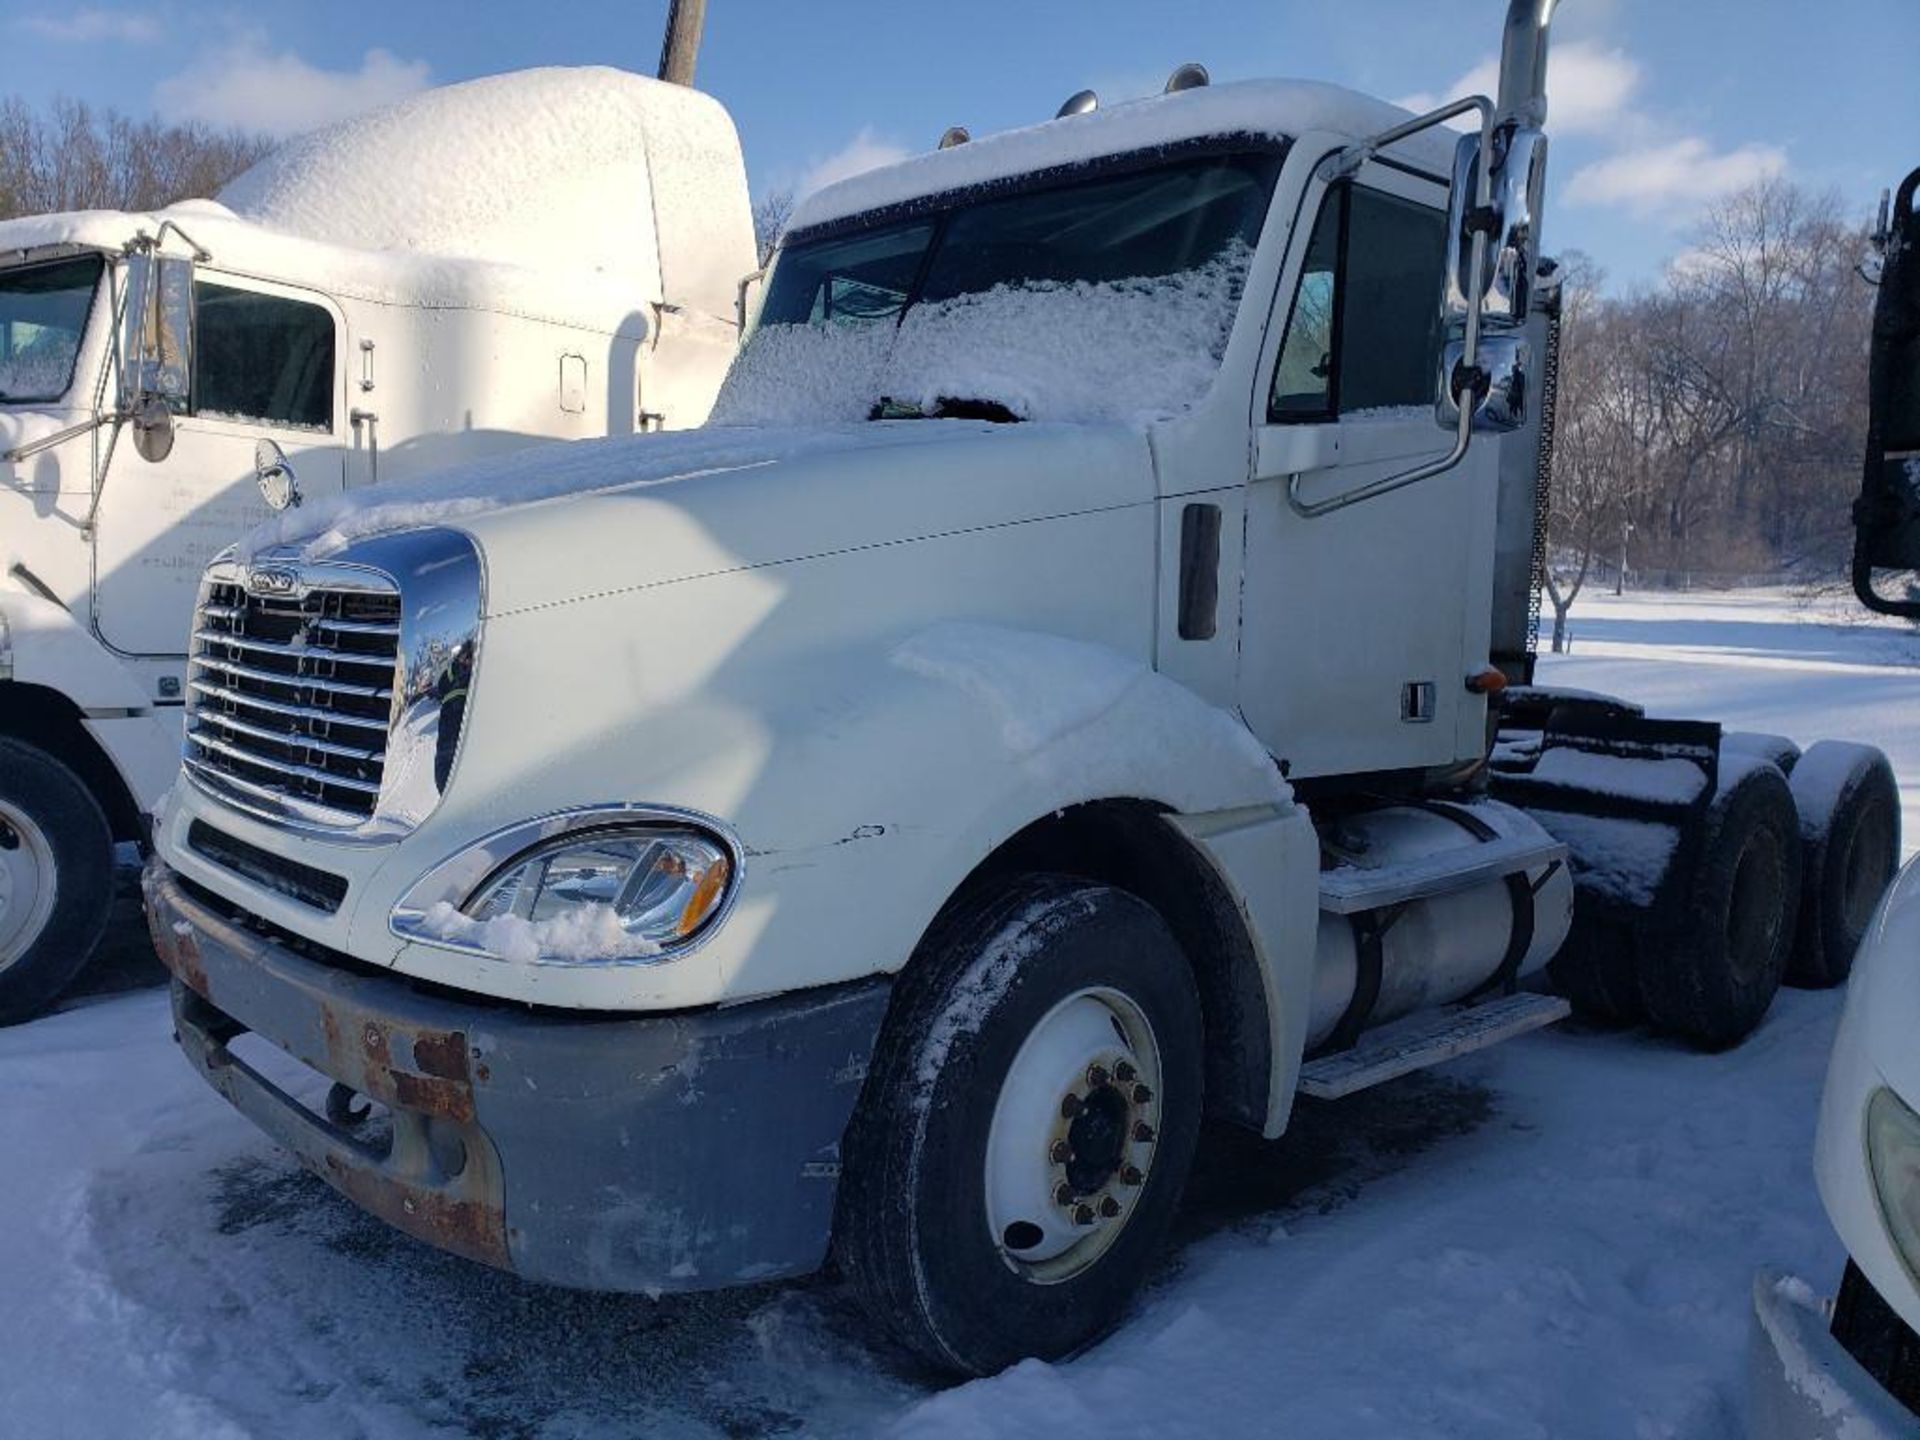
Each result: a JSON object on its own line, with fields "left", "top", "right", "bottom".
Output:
{"left": 91, "top": 274, "right": 347, "bottom": 656}
{"left": 1237, "top": 164, "right": 1496, "bottom": 781}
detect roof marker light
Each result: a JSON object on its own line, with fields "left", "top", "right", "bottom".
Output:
{"left": 1165, "top": 63, "right": 1210, "bottom": 93}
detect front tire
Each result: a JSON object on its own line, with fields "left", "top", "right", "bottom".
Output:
{"left": 834, "top": 876, "right": 1203, "bottom": 1376}
{"left": 0, "top": 739, "right": 114, "bottom": 1024}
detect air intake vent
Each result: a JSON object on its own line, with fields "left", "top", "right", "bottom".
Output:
{"left": 184, "top": 573, "right": 400, "bottom": 826}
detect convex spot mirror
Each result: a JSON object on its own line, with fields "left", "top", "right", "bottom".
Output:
{"left": 254, "top": 438, "right": 301, "bottom": 511}
{"left": 1436, "top": 331, "right": 1531, "bottom": 434}
{"left": 120, "top": 250, "right": 193, "bottom": 462}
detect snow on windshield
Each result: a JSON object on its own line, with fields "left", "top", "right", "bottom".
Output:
{"left": 710, "top": 241, "right": 1252, "bottom": 428}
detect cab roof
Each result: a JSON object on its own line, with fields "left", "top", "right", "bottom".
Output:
{"left": 789, "top": 78, "right": 1456, "bottom": 238}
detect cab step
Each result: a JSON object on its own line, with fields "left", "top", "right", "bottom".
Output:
{"left": 1296, "top": 991, "right": 1571, "bottom": 1101}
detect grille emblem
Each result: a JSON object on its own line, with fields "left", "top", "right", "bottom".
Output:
{"left": 246, "top": 567, "right": 300, "bottom": 598}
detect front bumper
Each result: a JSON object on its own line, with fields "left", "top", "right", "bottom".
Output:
{"left": 145, "top": 858, "right": 891, "bottom": 1293}
{"left": 1750, "top": 1269, "right": 1920, "bottom": 1439}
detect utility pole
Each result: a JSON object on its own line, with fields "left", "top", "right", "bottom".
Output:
{"left": 657, "top": 0, "right": 707, "bottom": 87}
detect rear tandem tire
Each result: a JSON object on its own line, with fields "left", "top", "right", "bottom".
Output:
{"left": 1785, "top": 741, "right": 1900, "bottom": 989}
{"left": 0, "top": 738, "right": 115, "bottom": 1024}
{"left": 833, "top": 875, "right": 1203, "bottom": 1377}
{"left": 1636, "top": 758, "right": 1801, "bottom": 1050}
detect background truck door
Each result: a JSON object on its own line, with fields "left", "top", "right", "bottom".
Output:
{"left": 91, "top": 275, "right": 346, "bottom": 656}
{"left": 1238, "top": 165, "right": 1496, "bottom": 780}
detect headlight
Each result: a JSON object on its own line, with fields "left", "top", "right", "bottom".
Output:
{"left": 393, "top": 811, "right": 740, "bottom": 964}
{"left": 1867, "top": 1087, "right": 1920, "bottom": 1279}
{"left": 467, "top": 829, "right": 732, "bottom": 946}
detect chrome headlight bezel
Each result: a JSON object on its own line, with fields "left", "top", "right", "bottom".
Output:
{"left": 390, "top": 803, "right": 745, "bottom": 966}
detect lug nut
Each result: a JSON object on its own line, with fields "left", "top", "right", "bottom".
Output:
{"left": 1099, "top": 1196, "right": 1122, "bottom": 1218}
{"left": 1133, "top": 1122, "right": 1155, "bottom": 1144}
{"left": 1132, "top": 1084, "right": 1153, "bottom": 1105}
{"left": 1050, "top": 1140, "right": 1072, "bottom": 1164}
{"left": 1060, "top": 1093, "right": 1083, "bottom": 1119}
{"left": 1121, "top": 1164, "right": 1145, "bottom": 1186}
{"left": 1114, "top": 1060, "right": 1137, "bottom": 1084}
{"left": 1086, "top": 1063, "right": 1109, "bottom": 1088}
{"left": 1072, "top": 1203, "right": 1096, "bottom": 1226}
{"left": 1054, "top": 1182, "right": 1076, "bottom": 1206}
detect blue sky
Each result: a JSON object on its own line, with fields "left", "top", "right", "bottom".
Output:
{"left": 7, "top": 0, "right": 1916, "bottom": 288}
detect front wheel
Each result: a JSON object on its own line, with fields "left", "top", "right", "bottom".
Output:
{"left": 0, "top": 739, "right": 114, "bottom": 1024}
{"left": 834, "top": 876, "right": 1203, "bottom": 1376}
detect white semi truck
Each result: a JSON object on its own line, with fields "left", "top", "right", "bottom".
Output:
{"left": 145, "top": 2, "right": 1898, "bottom": 1374}
{"left": 0, "top": 67, "right": 754, "bottom": 1018}
{"left": 1751, "top": 165, "right": 1920, "bottom": 1440}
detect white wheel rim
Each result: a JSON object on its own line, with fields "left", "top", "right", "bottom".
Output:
{"left": 0, "top": 800, "right": 58, "bottom": 969}
{"left": 983, "top": 986, "right": 1162, "bottom": 1284}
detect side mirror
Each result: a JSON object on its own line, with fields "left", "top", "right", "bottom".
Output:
{"left": 1436, "top": 332, "right": 1531, "bottom": 433}
{"left": 735, "top": 267, "right": 767, "bottom": 337}
{"left": 120, "top": 251, "right": 193, "bottom": 459}
{"left": 1435, "top": 123, "right": 1548, "bottom": 431}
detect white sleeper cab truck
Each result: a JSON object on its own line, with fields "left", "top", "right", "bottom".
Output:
{"left": 147, "top": 3, "right": 1897, "bottom": 1373}
{"left": 0, "top": 67, "right": 753, "bottom": 1019}
{"left": 1751, "top": 165, "right": 1920, "bottom": 1440}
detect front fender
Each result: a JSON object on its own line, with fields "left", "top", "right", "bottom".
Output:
{"left": 372, "top": 616, "right": 1308, "bottom": 1026}
{"left": 0, "top": 585, "right": 149, "bottom": 712}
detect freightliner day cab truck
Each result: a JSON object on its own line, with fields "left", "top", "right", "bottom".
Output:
{"left": 146, "top": 2, "right": 1900, "bottom": 1373}
{"left": 1751, "top": 166, "right": 1920, "bottom": 1440}
{"left": 0, "top": 68, "right": 753, "bottom": 1018}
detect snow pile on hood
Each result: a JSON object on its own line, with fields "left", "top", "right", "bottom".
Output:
{"left": 710, "top": 243, "right": 1250, "bottom": 428}
{"left": 792, "top": 78, "right": 1452, "bottom": 234}
{"left": 219, "top": 67, "right": 753, "bottom": 320}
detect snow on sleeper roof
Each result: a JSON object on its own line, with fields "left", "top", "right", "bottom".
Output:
{"left": 791, "top": 78, "right": 1457, "bottom": 233}
{"left": 219, "top": 66, "right": 754, "bottom": 324}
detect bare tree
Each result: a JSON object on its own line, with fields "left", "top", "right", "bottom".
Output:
{"left": 752, "top": 188, "right": 794, "bottom": 265}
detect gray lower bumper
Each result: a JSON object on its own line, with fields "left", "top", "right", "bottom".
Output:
{"left": 1750, "top": 1269, "right": 1920, "bottom": 1439}
{"left": 145, "top": 859, "right": 891, "bottom": 1293}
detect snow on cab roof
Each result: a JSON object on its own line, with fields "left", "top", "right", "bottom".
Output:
{"left": 0, "top": 68, "right": 755, "bottom": 335}
{"left": 790, "top": 78, "right": 1457, "bottom": 234}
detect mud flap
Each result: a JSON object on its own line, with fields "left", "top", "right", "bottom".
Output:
{"left": 1490, "top": 703, "right": 1720, "bottom": 1011}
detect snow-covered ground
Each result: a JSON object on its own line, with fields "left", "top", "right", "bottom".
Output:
{"left": 4, "top": 587, "right": 1915, "bottom": 1439}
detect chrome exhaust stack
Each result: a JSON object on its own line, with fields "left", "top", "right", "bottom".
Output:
{"left": 1496, "top": 0, "right": 1559, "bottom": 131}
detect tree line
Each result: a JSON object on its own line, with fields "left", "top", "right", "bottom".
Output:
{"left": 0, "top": 97, "right": 269, "bottom": 222}
{"left": 1543, "top": 178, "right": 1875, "bottom": 646}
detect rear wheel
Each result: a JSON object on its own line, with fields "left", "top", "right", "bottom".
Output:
{"left": 1786, "top": 741, "right": 1900, "bottom": 989}
{"left": 1637, "top": 759, "right": 1800, "bottom": 1050}
{"left": 0, "top": 739, "right": 114, "bottom": 1023}
{"left": 834, "top": 876, "right": 1202, "bottom": 1376}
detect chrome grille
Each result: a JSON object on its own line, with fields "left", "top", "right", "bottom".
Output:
{"left": 184, "top": 576, "right": 400, "bottom": 824}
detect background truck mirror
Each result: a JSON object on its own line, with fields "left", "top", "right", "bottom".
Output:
{"left": 119, "top": 251, "right": 194, "bottom": 426}
{"left": 1851, "top": 166, "right": 1920, "bottom": 616}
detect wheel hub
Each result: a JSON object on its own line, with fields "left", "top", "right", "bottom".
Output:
{"left": 0, "top": 800, "right": 58, "bottom": 969}
{"left": 984, "top": 987, "right": 1162, "bottom": 1283}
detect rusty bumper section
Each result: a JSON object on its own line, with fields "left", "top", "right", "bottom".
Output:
{"left": 145, "top": 858, "right": 892, "bottom": 1293}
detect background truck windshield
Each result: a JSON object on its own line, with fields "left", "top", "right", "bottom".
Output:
{"left": 717, "top": 148, "right": 1282, "bottom": 427}
{"left": 0, "top": 254, "right": 102, "bottom": 403}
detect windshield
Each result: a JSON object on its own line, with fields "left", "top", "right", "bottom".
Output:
{"left": 715, "top": 148, "right": 1282, "bottom": 427}
{"left": 0, "top": 253, "right": 103, "bottom": 404}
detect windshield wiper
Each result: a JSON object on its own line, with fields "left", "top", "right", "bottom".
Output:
{"left": 868, "top": 395, "right": 1023, "bottom": 424}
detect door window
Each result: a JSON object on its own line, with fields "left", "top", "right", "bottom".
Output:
{"left": 1267, "top": 184, "right": 1447, "bottom": 422}
{"left": 193, "top": 283, "right": 335, "bottom": 430}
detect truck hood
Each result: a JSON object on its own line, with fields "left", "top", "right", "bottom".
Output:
{"left": 245, "top": 421, "right": 1157, "bottom": 616}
